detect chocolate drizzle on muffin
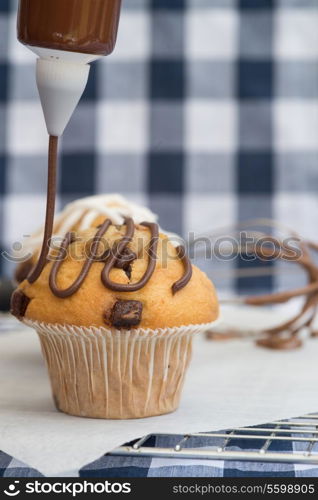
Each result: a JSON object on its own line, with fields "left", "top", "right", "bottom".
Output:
{"left": 48, "top": 217, "right": 192, "bottom": 298}
{"left": 114, "top": 247, "right": 137, "bottom": 279}
{"left": 49, "top": 218, "right": 112, "bottom": 298}
{"left": 172, "top": 246, "right": 193, "bottom": 294}
{"left": 101, "top": 220, "right": 159, "bottom": 293}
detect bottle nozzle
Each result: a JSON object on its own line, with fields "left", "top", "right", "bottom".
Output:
{"left": 36, "top": 58, "right": 90, "bottom": 137}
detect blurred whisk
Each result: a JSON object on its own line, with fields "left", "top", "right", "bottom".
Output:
{"left": 187, "top": 219, "right": 318, "bottom": 350}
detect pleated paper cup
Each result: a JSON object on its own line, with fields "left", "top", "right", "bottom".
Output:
{"left": 23, "top": 319, "right": 217, "bottom": 419}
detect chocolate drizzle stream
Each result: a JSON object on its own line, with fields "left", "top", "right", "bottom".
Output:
{"left": 27, "top": 135, "right": 58, "bottom": 283}
{"left": 24, "top": 135, "right": 193, "bottom": 297}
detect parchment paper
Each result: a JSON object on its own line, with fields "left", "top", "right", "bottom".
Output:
{"left": 1, "top": 305, "right": 318, "bottom": 476}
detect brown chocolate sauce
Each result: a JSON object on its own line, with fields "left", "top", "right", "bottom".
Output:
{"left": 256, "top": 336, "right": 303, "bottom": 350}
{"left": 28, "top": 135, "right": 58, "bottom": 283}
{"left": 48, "top": 215, "right": 192, "bottom": 298}
{"left": 49, "top": 218, "right": 112, "bottom": 298}
{"left": 101, "top": 221, "right": 159, "bottom": 293}
{"left": 17, "top": 0, "right": 122, "bottom": 56}
{"left": 172, "top": 246, "right": 193, "bottom": 294}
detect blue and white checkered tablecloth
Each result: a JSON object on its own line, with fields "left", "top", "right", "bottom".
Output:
{"left": 1, "top": 416, "right": 318, "bottom": 478}
{"left": 1, "top": 0, "right": 318, "bottom": 296}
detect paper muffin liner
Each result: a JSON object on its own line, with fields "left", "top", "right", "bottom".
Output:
{"left": 23, "top": 319, "right": 218, "bottom": 419}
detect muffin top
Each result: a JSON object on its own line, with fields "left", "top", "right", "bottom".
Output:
{"left": 11, "top": 219, "right": 219, "bottom": 330}
{"left": 15, "top": 194, "right": 181, "bottom": 283}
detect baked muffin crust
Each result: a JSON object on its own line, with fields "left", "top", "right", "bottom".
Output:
{"left": 14, "top": 223, "right": 218, "bottom": 329}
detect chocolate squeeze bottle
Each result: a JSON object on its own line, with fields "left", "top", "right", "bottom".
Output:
{"left": 16, "top": 0, "right": 122, "bottom": 284}
{"left": 17, "top": 0, "right": 122, "bottom": 136}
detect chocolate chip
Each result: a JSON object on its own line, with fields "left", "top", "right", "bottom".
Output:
{"left": 10, "top": 289, "right": 31, "bottom": 318}
{"left": 110, "top": 300, "right": 142, "bottom": 329}
{"left": 14, "top": 258, "right": 34, "bottom": 283}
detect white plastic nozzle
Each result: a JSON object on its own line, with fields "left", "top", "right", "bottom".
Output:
{"left": 36, "top": 58, "right": 90, "bottom": 137}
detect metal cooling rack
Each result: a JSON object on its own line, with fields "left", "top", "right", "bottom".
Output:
{"left": 111, "top": 414, "right": 318, "bottom": 465}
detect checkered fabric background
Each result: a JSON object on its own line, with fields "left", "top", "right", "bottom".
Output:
{"left": 2, "top": 415, "right": 318, "bottom": 477}
{"left": 0, "top": 0, "right": 318, "bottom": 295}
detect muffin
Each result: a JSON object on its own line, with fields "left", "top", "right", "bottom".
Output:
{"left": 15, "top": 194, "right": 179, "bottom": 283}
{"left": 11, "top": 218, "right": 218, "bottom": 419}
